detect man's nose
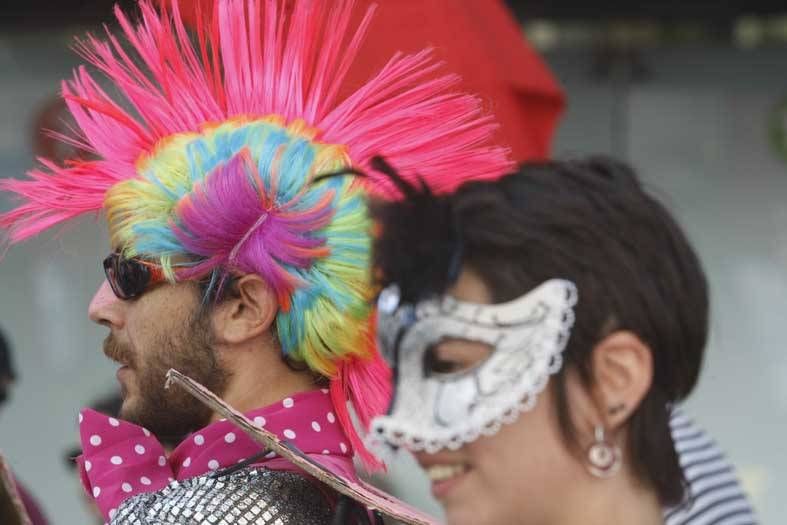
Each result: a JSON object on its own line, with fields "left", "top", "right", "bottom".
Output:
{"left": 88, "top": 279, "right": 124, "bottom": 328}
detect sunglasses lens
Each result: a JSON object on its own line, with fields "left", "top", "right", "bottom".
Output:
{"left": 103, "top": 255, "right": 151, "bottom": 300}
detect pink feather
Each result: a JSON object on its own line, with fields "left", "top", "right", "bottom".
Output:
{"left": 1, "top": 0, "right": 512, "bottom": 247}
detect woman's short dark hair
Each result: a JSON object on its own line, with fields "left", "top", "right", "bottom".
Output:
{"left": 372, "top": 155, "right": 708, "bottom": 506}
{"left": 456, "top": 157, "right": 707, "bottom": 505}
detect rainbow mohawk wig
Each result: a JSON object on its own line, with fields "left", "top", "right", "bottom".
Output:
{"left": 0, "top": 0, "right": 513, "bottom": 468}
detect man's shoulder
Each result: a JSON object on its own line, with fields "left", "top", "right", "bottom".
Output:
{"left": 112, "top": 467, "right": 334, "bottom": 524}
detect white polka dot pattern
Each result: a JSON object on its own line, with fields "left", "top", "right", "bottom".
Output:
{"left": 77, "top": 389, "right": 350, "bottom": 522}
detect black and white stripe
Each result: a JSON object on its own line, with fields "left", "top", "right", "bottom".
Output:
{"left": 663, "top": 409, "right": 758, "bottom": 525}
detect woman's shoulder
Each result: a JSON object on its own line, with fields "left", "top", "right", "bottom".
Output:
{"left": 662, "top": 408, "right": 758, "bottom": 525}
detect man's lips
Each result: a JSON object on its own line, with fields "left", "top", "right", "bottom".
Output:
{"left": 103, "top": 335, "right": 134, "bottom": 367}
{"left": 116, "top": 365, "right": 132, "bottom": 399}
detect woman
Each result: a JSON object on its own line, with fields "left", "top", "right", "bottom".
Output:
{"left": 368, "top": 156, "right": 756, "bottom": 524}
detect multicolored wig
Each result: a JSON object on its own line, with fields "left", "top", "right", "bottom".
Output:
{"left": 0, "top": 0, "right": 513, "bottom": 468}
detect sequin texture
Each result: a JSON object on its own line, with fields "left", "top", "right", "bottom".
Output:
{"left": 111, "top": 467, "right": 333, "bottom": 524}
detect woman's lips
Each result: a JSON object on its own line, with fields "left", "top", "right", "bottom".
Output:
{"left": 423, "top": 463, "right": 470, "bottom": 499}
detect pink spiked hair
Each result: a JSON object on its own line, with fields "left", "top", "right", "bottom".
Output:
{"left": 0, "top": 0, "right": 514, "bottom": 469}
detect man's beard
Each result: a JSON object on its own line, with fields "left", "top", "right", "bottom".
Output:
{"left": 103, "top": 310, "right": 229, "bottom": 445}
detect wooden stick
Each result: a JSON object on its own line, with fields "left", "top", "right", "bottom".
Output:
{"left": 165, "top": 368, "right": 441, "bottom": 525}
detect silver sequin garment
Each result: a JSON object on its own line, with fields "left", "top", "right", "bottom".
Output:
{"left": 111, "top": 467, "right": 333, "bottom": 525}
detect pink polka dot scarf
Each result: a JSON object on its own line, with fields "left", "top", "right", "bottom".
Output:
{"left": 76, "top": 389, "right": 355, "bottom": 521}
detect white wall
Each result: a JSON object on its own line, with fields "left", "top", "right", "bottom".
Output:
{"left": 0, "top": 31, "right": 116, "bottom": 524}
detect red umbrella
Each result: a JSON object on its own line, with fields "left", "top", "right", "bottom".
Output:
{"left": 156, "top": 0, "right": 564, "bottom": 162}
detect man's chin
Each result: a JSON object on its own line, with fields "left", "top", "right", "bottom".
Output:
{"left": 118, "top": 396, "right": 144, "bottom": 425}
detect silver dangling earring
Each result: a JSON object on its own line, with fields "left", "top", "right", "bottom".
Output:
{"left": 586, "top": 425, "right": 621, "bottom": 478}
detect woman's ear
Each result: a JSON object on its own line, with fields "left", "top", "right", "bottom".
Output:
{"left": 210, "top": 275, "right": 278, "bottom": 345}
{"left": 589, "top": 330, "right": 654, "bottom": 430}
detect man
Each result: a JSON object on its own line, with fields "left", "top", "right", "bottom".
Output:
{"left": 0, "top": 328, "right": 49, "bottom": 525}
{"left": 0, "top": 1, "right": 512, "bottom": 523}
{"left": 368, "top": 157, "right": 757, "bottom": 524}
{"left": 0, "top": 329, "right": 14, "bottom": 409}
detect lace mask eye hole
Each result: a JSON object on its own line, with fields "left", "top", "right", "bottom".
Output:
{"left": 423, "top": 338, "right": 493, "bottom": 378}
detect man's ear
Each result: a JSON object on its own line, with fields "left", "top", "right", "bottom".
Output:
{"left": 211, "top": 275, "right": 278, "bottom": 345}
{"left": 589, "top": 330, "right": 654, "bottom": 430}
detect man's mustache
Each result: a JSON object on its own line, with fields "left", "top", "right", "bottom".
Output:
{"left": 103, "top": 335, "right": 134, "bottom": 367}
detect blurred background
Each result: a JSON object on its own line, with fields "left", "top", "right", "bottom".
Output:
{"left": 0, "top": 0, "right": 786, "bottom": 522}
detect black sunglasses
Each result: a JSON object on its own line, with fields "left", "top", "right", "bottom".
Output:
{"left": 102, "top": 253, "right": 165, "bottom": 300}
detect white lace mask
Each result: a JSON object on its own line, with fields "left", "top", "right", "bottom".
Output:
{"left": 369, "top": 279, "right": 578, "bottom": 454}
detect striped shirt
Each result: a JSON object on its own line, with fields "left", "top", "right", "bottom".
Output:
{"left": 663, "top": 409, "right": 758, "bottom": 525}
